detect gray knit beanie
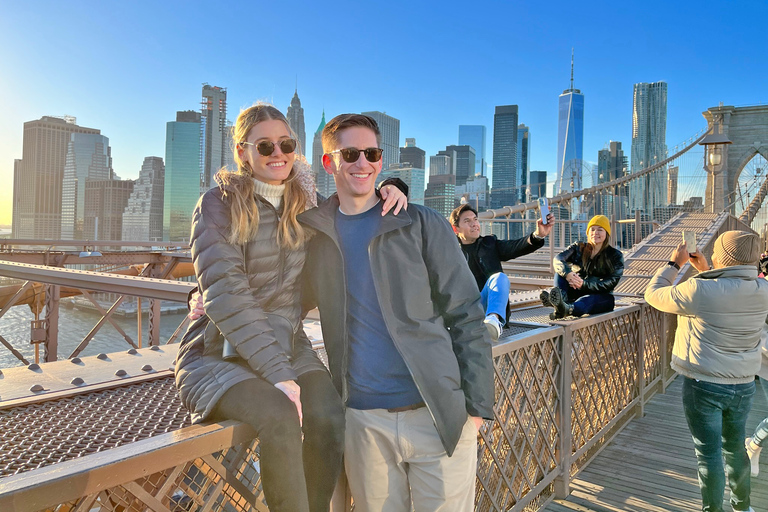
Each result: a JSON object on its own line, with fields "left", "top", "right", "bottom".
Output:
{"left": 713, "top": 230, "right": 760, "bottom": 267}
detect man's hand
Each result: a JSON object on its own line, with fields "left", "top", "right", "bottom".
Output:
{"left": 188, "top": 291, "right": 204, "bottom": 320}
{"left": 689, "top": 249, "right": 711, "bottom": 273}
{"left": 565, "top": 272, "right": 583, "bottom": 289}
{"left": 671, "top": 242, "right": 689, "bottom": 269}
{"left": 534, "top": 213, "right": 555, "bottom": 238}
{"left": 472, "top": 416, "right": 483, "bottom": 431}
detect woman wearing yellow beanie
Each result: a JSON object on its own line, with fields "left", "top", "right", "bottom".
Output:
{"left": 541, "top": 215, "right": 624, "bottom": 320}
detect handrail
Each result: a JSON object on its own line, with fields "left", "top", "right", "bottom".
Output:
{"left": 0, "top": 239, "right": 190, "bottom": 249}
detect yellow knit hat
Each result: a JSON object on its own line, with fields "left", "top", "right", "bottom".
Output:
{"left": 587, "top": 215, "right": 611, "bottom": 236}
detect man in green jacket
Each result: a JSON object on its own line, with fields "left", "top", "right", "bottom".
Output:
{"left": 645, "top": 230, "right": 768, "bottom": 512}
{"left": 300, "top": 113, "right": 493, "bottom": 511}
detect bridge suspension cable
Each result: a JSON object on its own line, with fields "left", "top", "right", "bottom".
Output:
{"left": 479, "top": 130, "right": 708, "bottom": 220}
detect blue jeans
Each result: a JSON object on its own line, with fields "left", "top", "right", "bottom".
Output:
{"left": 554, "top": 274, "right": 615, "bottom": 317}
{"left": 480, "top": 272, "right": 510, "bottom": 320}
{"left": 682, "top": 377, "right": 755, "bottom": 512}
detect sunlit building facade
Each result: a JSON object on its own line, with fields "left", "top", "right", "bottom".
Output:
{"left": 13, "top": 116, "right": 101, "bottom": 240}
{"left": 201, "top": 85, "right": 228, "bottom": 191}
{"left": 287, "top": 89, "right": 306, "bottom": 156}
{"left": 459, "top": 125, "right": 487, "bottom": 176}
{"left": 123, "top": 156, "right": 165, "bottom": 242}
{"left": 491, "top": 105, "right": 519, "bottom": 209}
{"left": 630, "top": 81, "right": 668, "bottom": 213}
{"left": 163, "top": 111, "right": 202, "bottom": 242}
{"left": 361, "top": 111, "right": 400, "bottom": 171}
{"left": 61, "top": 133, "right": 112, "bottom": 240}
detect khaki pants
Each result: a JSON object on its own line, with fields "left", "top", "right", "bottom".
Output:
{"left": 344, "top": 407, "right": 477, "bottom": 512}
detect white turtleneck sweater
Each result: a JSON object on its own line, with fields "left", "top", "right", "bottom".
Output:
{"left": 253, "top": 178, "right": 285, "bottom": 209}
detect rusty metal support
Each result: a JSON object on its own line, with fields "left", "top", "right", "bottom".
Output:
{"left": 69, "top": 296, "right": 128, "bottom": 358}
{"left": 554, "top": 327, "right": 573, "bottom": 499}
{"left": 43, "top": 285, "right": 60, "bottom": 363}
{"left": 79, "top": 289, "right": 137, "bottom": 349}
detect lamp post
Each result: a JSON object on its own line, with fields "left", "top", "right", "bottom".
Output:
{"left": 699, "top": 117, "right": 732, "bottom": 214}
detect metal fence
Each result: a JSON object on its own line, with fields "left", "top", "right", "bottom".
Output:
{"left": 0, "top": 301, "right": 673, "bottom": 512}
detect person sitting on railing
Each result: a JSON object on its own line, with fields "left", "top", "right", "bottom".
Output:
{"left": 175, "top": 103, "right": 406, "bottom": 512}
{"left": 644, "top": 230, "right": 768, "bottom": 512}
{"left": 543, "top": 215, "right": 624, "bottom": 320}
{"left": 449, "top": 203, "right": 554, "bottom": 341}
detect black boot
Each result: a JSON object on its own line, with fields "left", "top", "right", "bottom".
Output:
{"left": 539, "top": 289, "right": 552, "bottom": 307}
{"left": 549, "top": 288, "right": 574, "bottom": 320}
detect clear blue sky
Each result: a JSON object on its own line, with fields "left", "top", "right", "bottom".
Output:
{"left": 1, "top": 0, "right": 766, "bottom": 225}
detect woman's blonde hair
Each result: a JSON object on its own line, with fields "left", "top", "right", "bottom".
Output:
{"left": 215, "top": 103, "right": 309, "bottom": 249}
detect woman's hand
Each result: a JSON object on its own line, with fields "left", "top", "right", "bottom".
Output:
{"left": 188, "top": 291, "right": 205, "bottom": 320}
{"left": 380, "top": 184, "right": 408, "bottom": 216}
{"left": 565, "top": 272, "right": 583, "bottom": 289}
{"left": 274, "top": 380, "right": 303, "bottom": 426}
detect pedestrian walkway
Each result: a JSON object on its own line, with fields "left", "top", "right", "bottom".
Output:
{"left": 545, "top": 377, "right": 768, "bottom": 512}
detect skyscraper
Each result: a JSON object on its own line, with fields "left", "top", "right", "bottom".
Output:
{"left": 379, "top": 164, "right": 426, "bottom": 205}
{"left": 458, "top": 125, "right": 487, "bottom": 176}
{"left": 61, "top": 133, "right": 113, "bottom": 239}
{"left": 399, "top": 138, "right": 426, "bottom": 170}
{"left": 491, "top": 105, "right": 519, "bottom": 209}
{"left": 201, "top": 84, "right": 228, "bottom": 190}
{"left": 287, "top": 89, "right": 306, "bottom": 156}
{"left": 555, "top": 52, "right": 584, "bottom": 196}
{"left": 123, "top": 157, "right": 165, "bottom": 241}
{"left": 528, "top": 171, "right": 548, "bottom": 201}
{"left": 630, "top": 81, "right": 668, "bottom": 213}
{"left": 163, "top": 111, "right": 202, "bottom": 241}
{"left": 424, "top": 174, "right": 456, "bottom": 218}
{"left": 313, "top": 111, "right": 335, "bottom": 199}
{"left": 12, "top": 116, "right": 101, "bottom": 239}
{"left": 84, "top": 179, "right": 135, "bottom": 241}
{"left": 597, "top": 141, "right": 628, "bottom": 217}
{"left": 667, "top": 165, "right": 679, "bottom": 205}
{"left": 441, "top": 145, "right": 475, "bottom": 186}
{"left": 361, "top": 111, "right": 400, "bottom": 170}
{"left": 430, "top": 153, "right": 454, "bottom": 177}
{"left": 517, "top": 124, "right": 530, "bottom": 203}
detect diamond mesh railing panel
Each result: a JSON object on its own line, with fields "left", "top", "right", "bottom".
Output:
{"left": 0, "top": 376, "right": 190, "bottom": 477}
{"left": 475, "top": 330, "right": 563, "bottom": 512}
{"left": 567, "top": 308, "right": 640, "bottom": 476}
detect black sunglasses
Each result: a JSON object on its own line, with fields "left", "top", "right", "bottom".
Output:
{"left": 330, "top": 147, "right": 383, "bottom": 163}
{"left": 241, "top": 138, "right": 297, "bottom": 157}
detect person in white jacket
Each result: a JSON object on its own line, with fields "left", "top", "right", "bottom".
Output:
{"left": 645, "top": 230, "right": 768, "bottom": 512}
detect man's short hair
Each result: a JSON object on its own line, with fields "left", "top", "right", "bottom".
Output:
{"left": 322, "top": 114, "right": 381, "bottom": 153}
{"left": 450, "top": 203, "right": 478, "bottom": 226}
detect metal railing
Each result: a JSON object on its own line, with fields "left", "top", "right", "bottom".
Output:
{"left": 0, "top": 302, "right": 673, "bottom": 512}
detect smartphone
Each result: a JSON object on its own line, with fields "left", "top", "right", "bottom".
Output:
{"left": 538, "top": 197, "right": 550, "bottom": 224}
{"left": 682, "top": 230, "right": 696, "bottom": 253}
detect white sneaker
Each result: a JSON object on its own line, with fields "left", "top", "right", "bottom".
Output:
{"left": 731, "top": 507, "right": 754, "bottom": 512}
{"left": 483, "top": 315, "right": 503, "bottom": 342}
{"left": 746, "top": 437, "right": 761, "bottom": 477}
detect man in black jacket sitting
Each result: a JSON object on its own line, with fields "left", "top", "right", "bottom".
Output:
{"left": 450, "top": 203, "right": 554, "bottom": 340}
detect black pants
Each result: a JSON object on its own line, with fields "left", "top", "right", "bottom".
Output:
{"left": 213, "top": 370, "right": 345, "bottom": 512}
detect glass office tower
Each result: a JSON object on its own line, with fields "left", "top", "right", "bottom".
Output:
{"left": 163, "top": 111, "right": 202, "bottom": 242}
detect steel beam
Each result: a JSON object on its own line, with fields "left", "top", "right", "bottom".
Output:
{"left": 0, "top": 261, "right": 195, "bottom": 302}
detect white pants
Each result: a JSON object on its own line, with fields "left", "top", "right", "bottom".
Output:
{"left": 344, "top": 407, "right": 478, "bottom": 512}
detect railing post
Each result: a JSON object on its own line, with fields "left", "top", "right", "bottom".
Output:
{"left": 149, "top": 263, "right": 162, "bottom": 346}
{"left": 634, "top": 209, "right": 642, "bottom": 245}
{"left": 554, "top": 327, "right": 573, "bottom": 499}
{"left": 636, "top": 305, "right": 646, "bottom": 418}
{"left": 661, "top": 313, "right": 672, "bottom": 393}
{"left": 43, "top": 284, "right": 60, "bottom": 362}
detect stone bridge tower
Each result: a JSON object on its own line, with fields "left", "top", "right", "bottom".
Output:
{"left": 703, "top": 105, "right": 768, "bottom": 214}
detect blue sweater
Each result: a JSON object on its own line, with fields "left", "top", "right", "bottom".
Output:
{"left": 335, "top": 205, "right": 422, "bottom": 410}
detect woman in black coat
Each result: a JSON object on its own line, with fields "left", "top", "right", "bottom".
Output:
{"left": 541, "top": 215, "right": 624, "bottom": 320}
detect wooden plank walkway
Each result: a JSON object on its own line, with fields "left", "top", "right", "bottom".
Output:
{"left": 545, "top": 377, "right": 768, "bottom": 512}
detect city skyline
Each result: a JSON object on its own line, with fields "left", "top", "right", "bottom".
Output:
{"left": 1, "top": 0, "right": 766, "bottom": 225}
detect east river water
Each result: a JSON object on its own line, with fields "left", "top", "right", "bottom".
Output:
{"left": 0, "top": 305, "right": 188, "bottom": 369}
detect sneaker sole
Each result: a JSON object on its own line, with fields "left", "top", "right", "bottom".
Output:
{"left": 484, "top": 320, "right": 501, "bottom": 341}
{"left": 539, "top": 290, "right": 552, "bottom": 307}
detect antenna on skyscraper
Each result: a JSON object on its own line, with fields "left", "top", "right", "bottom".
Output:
{"left": 570, "top": 48, "right": 574, "bottom": 90}
{"left": 295, "top": 75, "right": 298, "bottom": 93}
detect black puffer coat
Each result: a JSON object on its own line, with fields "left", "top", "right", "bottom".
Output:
{"left": 553, "top": 242, "right": 624, "bottom": 294}
{"left": 175, "top": 187, "right": 325, "bottom": 424}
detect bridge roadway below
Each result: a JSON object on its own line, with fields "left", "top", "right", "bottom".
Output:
{"left": 0, "top": 211, "right": 764, "bottom": 511}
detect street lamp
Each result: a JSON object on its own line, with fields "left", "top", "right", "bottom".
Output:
{"left": 699, "top": 119, "right": 732, "bottom": 213}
